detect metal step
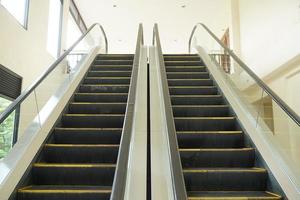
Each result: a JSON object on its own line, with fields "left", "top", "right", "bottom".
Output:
{"left": 83, "top": 77, "right": 131, "bottom": 85}
{"left": 17, "top": 185, "right": 111, "bottom": 200}
{"left": 174, "top": 117, "right": 239, "bottom": 131}
{"left": 93, "top": 60, "right": 133, "bottom": 66}
{"left": 61, "top": 114, "right": 124, "bottom": 128}
{"left": 79, "top": 84, "right": 129, "bottom": 93}
{"left": 183, "top": 168, "right": 267, "bottom": 191}
{"left": 167, "top": 72, "right": 209, "bottom": 79}
{"left": 177, "top": 131, "right": 244, "bottom": 148}
{"left": 187, "top": 191, "right": 281, "bottom": 200}
{"left": 172, "top": 105, "right": 230, "bottom": 117}
{"left": 69, "top": 103, "right": 126, "bottom": 114}
{"left": 171, "top": 95, "right": 225, "bottom": 105}
{"left": 166, "top": 66, "right": 207, "bottom": 72}
{"left": 74, "top": 93, "right": 128, "bottom": 103}
{"left": 32, "top": 163, "right": 115, "bottom": 185}
{"left": 168, "top": 79, "right": 213, "bottom": 86}
{"left": 53, "top": 128, "right": 122, "bottom": 144}
{"left": 88, "top": 71, "right": 132, "bottom": 77}
{"left": 90, "top": 65, "right": 132, "bottom": 71}
{"left": 169, "top": 86, "right": 218, "bottom": 95}
{"left": 165, "top": 61, "right": 203, "bottom": 66}
{"left": 180, "top": 148, "right": 255, "bottom": 168}
{"left": 42, "top": 144, "right": 119, "bottom": 163}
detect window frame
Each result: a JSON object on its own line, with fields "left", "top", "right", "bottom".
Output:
{"left": 0, "top": 64, "right": 22, "bottom": 146}
{"left": 0, "top": 0, "right": 30, "bottom": 29}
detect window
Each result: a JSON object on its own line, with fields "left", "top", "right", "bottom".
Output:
{"left": 46, "top": 0, "right": 63, "bottom": 58}
{"left": 0, "top": 98, "right": 16, "bottom": 159}
{"left": 0, "top": 0, "right": 29, "bottom": 28}
{"left": 0, "top": 64, "right": 22, "bottom": 159}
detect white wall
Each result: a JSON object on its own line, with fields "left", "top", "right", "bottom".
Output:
{"left": 0, "top": 0, "right": 70, "bottom": 90}
{"left": 75, "top": 0, "right": 230, "bottom": 53}
{"left": 238, "top": 0, "right": 300, "bottom": 77}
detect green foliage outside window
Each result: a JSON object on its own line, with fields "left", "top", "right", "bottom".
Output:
{"left": 0, "top": 97, "right": 15, "bottom": 159}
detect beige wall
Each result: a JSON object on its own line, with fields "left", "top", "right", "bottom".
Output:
{"left": 0, "top": 0, "right": 74, "bottom": 137}
{"left": 237, "top": 0, "right": 300, "bottom": 78}
{"left": 0, "top": 0, "right": 71, "bottom": 90}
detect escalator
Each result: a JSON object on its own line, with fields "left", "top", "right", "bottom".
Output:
{"left": 15, "top": 54, "right": 134, "bottom": 200}
{"left": 164, "top": 54, "right": 282, "bottom": 200}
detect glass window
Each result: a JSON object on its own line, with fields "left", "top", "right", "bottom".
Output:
{"left": 0, "top": 0, "right": 29, "bottom": 28}
{"left": 0, "top": 97, "right": 15, "bottom": 159}
{"left": 46, "top": 0, "right": 62, "bottom": 58}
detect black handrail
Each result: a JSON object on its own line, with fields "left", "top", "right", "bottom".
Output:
{"left": 153, "top": 23, "right": 188, "bottom": 200}
{"left": 0, "top": 23, "right": 107, "bottom": 125}
{"left": 189, "top": 23, "right": 300, "bottom": 127}
{"left": 110, "top": 23, "right": 144, "bottom": 200}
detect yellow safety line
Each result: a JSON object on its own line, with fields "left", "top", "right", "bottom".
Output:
{"left": 177, "top": 131, "right": 242, "bottom": 134}
{"left": 33, "top": 163, "right": 116, "bottom": 168}
{"left": 55, "top": 128, "right": 122, "bottom": 131}
{"left": 183, "top": 168, "right": 267, "bottom": 173}
{"left": 174, "top": 117, "right": 235, "bottom": 120}
{"left": 179, "top": 148, "right": 253, "bottom": 152}
{"left": 64, "top": 114, "right": 125, "bottom": 117}
{"left": 44, "top": 144, "right": 119, "bottom": 148}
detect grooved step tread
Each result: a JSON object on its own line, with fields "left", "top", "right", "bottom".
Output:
{"left": 33, "top": 163, "right": 116, "bottom": 168}
{"left": 180, "top": 148, "right": 253, "bottom": 152}
{"left": 177, "top": 131, "right": 243, "bottom": 134}
{"left": 183, "top": 167, "right": 266, "bottom": 173}
{"left": 44, "top": 144, "right": 119, "bottom": 148}
{"left": 75, "top": 93, "right": 128, "bottom": 95}
{"left": 55, "top": 128, "right": 122, "bottom": 131}
{"left": 18, "top": 185, "right": 112, "bottom": 194}
{"left": 187, "top": 191, "right": 281, "bottom": 200}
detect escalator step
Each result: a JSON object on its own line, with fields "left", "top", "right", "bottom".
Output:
{"left": 17, "top": 185, "right": 111, "bottom": 200}
{"left": 79, "top": 84, "right": 129, "bottom": 93}
{"left": 97, "top": 54, "right": 134, "bottom": 60}
{"left": 177, "top": 131, "right": 244, "bottom": 148}
{"left": 61, "top": 114, "right": 124, "bottom": 128}
{"left": 171, "top": 95, "right": 225, "bottom": 105}
{"left": 93, "top": 60, "right": 133, "bottom": 65}
{"left": 164, "top": 56, "right": 201, "bottom": 61}
{"left": 74, "top": 93, "right": 128, "bottom": 103}
{"left": 53, "top": 128, "right": 122, "bottom": 144}
{"left": 169, "top": 86, "right": 218, "bottom": 95}
{"left": 69, "top": 103, "right": 126, "bottom": 114}
{"left": 83, "top": 77, "right": 131, "bottom": 84}
{"left": 166, "top": 66, "right": 207, "bottom": 72}
{"left": 180, "top": 148, "right": 255, "bottom": 168}
{"left": 42, "top": 144, "right": 119, "bottom": 163}
{"left": 187, "top": 191, "right": 281, "bottom": 200}
{"left": 88, "top": 71, "right": 132, "bottom": 77}
{"left": 168, "top": 79, "right": 213, "bottom": 86}
{"left": 167, "top": 72, "right": 210, "bottom": 79}
{"left": 165, "top": 61, "right": 203, "bottom": 66}
{"left": 184, "top": 168, "right": 267, "bottom": 191}
{"left": 173, "top": 105, "right": 230, "bottom": 117}
{"left": 174, "top": 117, "right": 239, "bottom": 131}
{"left": 91, "top": 65, "right": 132, "bottom": 71}
{"left": 32, "top": 163, "right": 115, "bottom": 185}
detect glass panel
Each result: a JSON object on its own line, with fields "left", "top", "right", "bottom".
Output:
{"left": 0, "top": 97, "right": 15, "bottom": 159}
{"left": 0, "top": 24, "right": 104, "bottom": 160}
{"left": 257, "top": 92, "right": 300, "bottom": 187}
{"left": 1, "top": 0, "right": 28, "bottom": 27}
{"left": 191, "top": 24, "right": 300, "bottom": 188}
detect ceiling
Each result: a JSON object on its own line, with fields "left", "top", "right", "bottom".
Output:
{"left": 75, "top": 0, "right": 230, "bottom": 53}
